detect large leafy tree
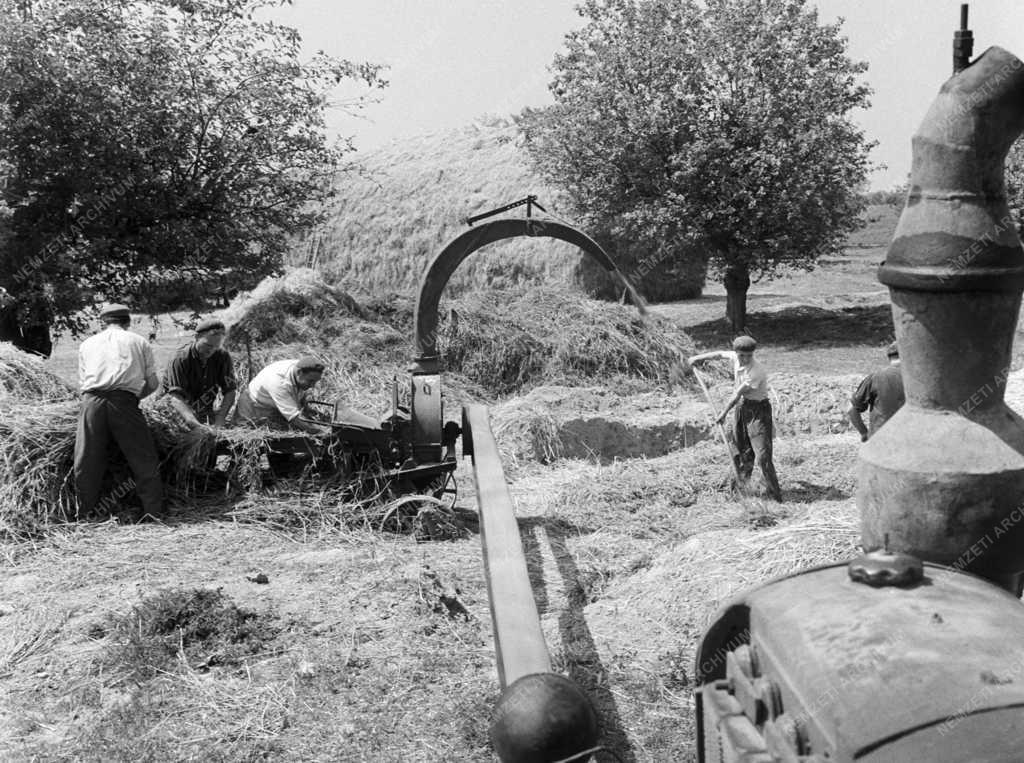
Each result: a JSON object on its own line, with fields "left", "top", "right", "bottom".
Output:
{"left": 520, "top": 0, "right": 873, "bottom": 332}
{"left": 0, "top": 0, "right": 383, "bottom": 354}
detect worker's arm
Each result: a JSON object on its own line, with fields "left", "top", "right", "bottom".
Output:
{"left": 689, "top": 350, "right": 733, "bottom": 364}
{"left": 214, "top": 389, "right": 236, "bottom": 428}
{"left": 847, "top": 402, "right": 869, "bottom": 442}
{"left": 849, "top": 375, "right": 873, "bottom": 442}
{"left": 140, "top": 342, "right": 159, "bottom": 398}
{"left": 290, "top": 416, "right": 331, "bottom": 436}
{"left": 167, "top": 392, "right": 205, "bottom": 429}
{"left": 716, "top": 388, "right": 744, "bottom": 425}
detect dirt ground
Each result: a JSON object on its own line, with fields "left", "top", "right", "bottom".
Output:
{"left": 5, "top": 204, "right": 1005, "bottom": 761}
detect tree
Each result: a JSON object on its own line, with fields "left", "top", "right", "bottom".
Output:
{"left": 0, "top": 0, "right": 384, "bottom": 354}
{"left": 519, "top": 0, "right": 873, "bottom": 333}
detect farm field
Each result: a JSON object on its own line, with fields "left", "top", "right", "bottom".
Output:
{"left": 5, "top": 201, "right": 1023, "bottom": 762}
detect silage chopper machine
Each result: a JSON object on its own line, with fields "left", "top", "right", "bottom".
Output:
{"left": 258, "top": 195, "right": 640, "bottom": 515}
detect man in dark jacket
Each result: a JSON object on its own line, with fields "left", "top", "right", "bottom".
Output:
{"left": 847, "top": 341, "right": 905, "bottom": 441}
{"left": 161, "top": 318, "right": 237, "bottom": 428}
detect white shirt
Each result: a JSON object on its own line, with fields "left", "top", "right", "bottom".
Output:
{"left": 78, "top": 325, "right": 157, "bottom": 397}
{"left": 246, "top": 359, "right": 308, "bottom": 422}
{"left": 723, "top": 350, "right": 770, "bottom": 401}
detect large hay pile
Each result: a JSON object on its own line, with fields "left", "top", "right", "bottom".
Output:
{"left": 439, "top": 286, "right": 695, "bottom": 396}
{"left": 222, "top": 269, "right": 375, "bottom": 349}
{"left": 0, "top": 343, "right": 76, "bottom": 404}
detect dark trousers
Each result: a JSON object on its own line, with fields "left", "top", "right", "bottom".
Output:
{"left": 74, "top": 390, "right": 163, "bottom": 516}
{"left": 734, "top": 398, "right": 783, "bottom": 501}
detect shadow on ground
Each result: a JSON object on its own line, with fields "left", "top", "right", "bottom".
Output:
{"left": 687, "top": 304, "right": 894, "bottom": 349}
{"left": 783, "top": 480, "right": 851, "bottom": 504}
{"left": 520, "top": 516, "right": 637, "bottom": 763}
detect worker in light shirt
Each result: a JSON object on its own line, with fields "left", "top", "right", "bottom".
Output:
{"left": 235, "top": 356, "right": 379, "bottom": 434}
{"left": 233, "top": 356, "right": 328, "bottom": 434}
{"left": 74, "top": 303, "right": 163, "bottom": 520}
{"left": 688, "top": 335, "right": 783, "bottom": 502}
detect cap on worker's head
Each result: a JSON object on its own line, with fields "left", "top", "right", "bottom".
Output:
{"left": 99, "top": 303, "right": 131, "bottom": 322}
{"left": 886, "top": 341, "right": 899, "bottom": 358}
{"left": 195, "top": 318, "right": 226, "bottom": 336}
{"left": 295, "top": 355, "right": 326, "bottom": 374}
{"left": 732, "top": 335, "right": 757, "bottom": 352}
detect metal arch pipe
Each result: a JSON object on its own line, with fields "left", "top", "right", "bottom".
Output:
{"left": 412, "top": 218, "right": 624, "bottom": 372}
{"left": 462, "top": 404, "right": 599, "bottom": 761}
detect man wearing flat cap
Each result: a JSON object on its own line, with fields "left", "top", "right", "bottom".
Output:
{"left": 688, "top": 335, "right": 783, "bottom": 501}
{"left": 160, "top": 318, "right": 237, "bottom": 428}
{"left": 847, "top": 341, "right": 904, "bottom": 442}
{"left": 74, "top": 303, "right": 163, "bottom": 519}
{"left": 234, "top": 356, "right": 334, "bottom": 435}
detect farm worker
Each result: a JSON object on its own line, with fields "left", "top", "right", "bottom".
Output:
{"left": 160, "top": 318, "right": 237, "bottom": 428}
{"left": 688, "top": 336, "right": 783, "bottom": 502}
{"left": 847, "top": 341, "right": 904, "bottom": 442}
{"left": 74, "top": 303, "right": 164, "bottom": 519}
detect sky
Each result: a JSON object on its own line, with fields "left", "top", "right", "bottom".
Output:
{"left": 268, "top": 1, "right": 1024, "bottom": 191}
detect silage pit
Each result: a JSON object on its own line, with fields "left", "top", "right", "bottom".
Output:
{"left": 491, "top": 386, "right": 713, "bottom": 465}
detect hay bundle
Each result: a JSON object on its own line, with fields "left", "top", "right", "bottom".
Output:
{"left": 0, "top": 343, "right": 76, "bottom": 404}
{"left": 438, "top": 285, "right": 696, "bottom": 395}
{"left": 0, "top": 400, "right": 79, "bottom": 535}
{"left": 0, "top": 398, "right": 279, "bottom": 536}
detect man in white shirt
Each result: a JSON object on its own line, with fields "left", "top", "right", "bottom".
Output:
{"left": 74, "top": 303, "right": 163, "bottom": 519}
{"left": 688, "top": 335, "right": 783, "bottom": 501}
{"left": 234, "top": 356, "right": 335, "bottom": 434}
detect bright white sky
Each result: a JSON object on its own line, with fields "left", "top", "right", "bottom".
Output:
{"left": 269, "top": 0, "right": 1024, "bottom": 190}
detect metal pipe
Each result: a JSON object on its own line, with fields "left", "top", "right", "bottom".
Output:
{"left": 859, "top": 45, "right": 1024, "bottom": 592}
{"left": 462, "top": 404, "right": 599, "bottom": 761}
{"left": 465, "top": 403, "right": 551, "bottom": 685}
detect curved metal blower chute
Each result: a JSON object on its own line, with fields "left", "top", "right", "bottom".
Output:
{"left": 694, "top": 8, "right": 1024, "bottom": 762}
{"left": 409, "top": 201, "right": 636, "bottom": 761}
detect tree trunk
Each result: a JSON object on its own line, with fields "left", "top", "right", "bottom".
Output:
{"left": 723, "top": 265, "right": 750, "bottom": 336}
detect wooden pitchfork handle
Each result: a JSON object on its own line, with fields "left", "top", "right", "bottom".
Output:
{"left": 689, "top": 361, "right": 746, "bottom": 493}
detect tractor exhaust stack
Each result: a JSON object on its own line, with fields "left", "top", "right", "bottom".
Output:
{"left": 859, "top": 44, "right": 1024, "bottom": 593}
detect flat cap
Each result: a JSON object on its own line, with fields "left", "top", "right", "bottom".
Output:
{"left": 196, "top": 318, "right": 226, "bottom": 335}
{"left": 295, "top": 355, "right": 326, "bottom": 373}
{"left": 99, "top": 303, "right": 131, "bottom": 320}
{"left": 886, "top": 341, "right": 900, "bottom": 357}
{"left": 732, "top": 335, "right": 757, "bottom": 352}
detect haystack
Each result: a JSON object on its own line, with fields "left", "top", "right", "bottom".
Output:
{"left": 221, "top": 268, "right": 370, "bottom": 348}
{"left": 0, "top": 342, "right": 76, "bottom": 404}
{"left": 438, "top": 285, "right": 696, "bottom": 396}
